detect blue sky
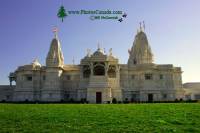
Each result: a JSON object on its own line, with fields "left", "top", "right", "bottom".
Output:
{"left": 0, "top": 0, "right": 200, "bottom": 84}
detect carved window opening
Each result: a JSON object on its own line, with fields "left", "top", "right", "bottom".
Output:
{"left": 162, "top": 94, "right": 167, "bottom": 99}
{"left": 43, "top": 76, "right": 46, "bottom": 80}
{"left": 160, "top": 74, "right": 163, "bottom": 80}
{"left": 6, "top": 95, "right": 10, "bottom": 100}
{"left": 108, "top": 65, "right": 116, "bottom": 78}
{"left": 64, "top": 92, "right": 70, "bottom": 100}
{"left": 83, "top": 65, "right": 90, "bottom": 78}
{"left": 26, "top": 75, "right": 32, "bottom": 81}
{"left": 66, "top": 75, "right": 71, "bottom": 80}
{"left": 133, "top": 59, "right": 137, "bottom": 65}
{"left": 145, "top": 74, "right": 153, "bottom": 80}
{"left": 131, "top": 94, "right": 140, "bottom": 102}
{"left": 194, "top": 94, "right": 200, "bottom": 100}
{"left": 94, "top": 62, "right": 105, "bottom": 76}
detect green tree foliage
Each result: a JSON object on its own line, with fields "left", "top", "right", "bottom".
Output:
{"left": 57, "top": 5, "right": 67, "bottom": 22}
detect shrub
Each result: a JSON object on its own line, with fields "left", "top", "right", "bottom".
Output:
{"left": 69, "top": 98, "right": 74, "bottom": 103}
{"left": 107, "top": 101, "right": 110, "bottom": 104}
{"left": 123, "top": 98, "right": 129, "bottom": 104}
{"left": 1, "top": 100, "right": 6, "bottom": 103}
{"left": 118, "top": 101, "right": 122, "bottom": 104}
{"left": 80, "top": 98, "right": 87, "bottom": 103}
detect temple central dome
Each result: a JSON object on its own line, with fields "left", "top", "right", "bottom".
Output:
{"left": 93, "top": 47, "right": 105, "bottom": 56}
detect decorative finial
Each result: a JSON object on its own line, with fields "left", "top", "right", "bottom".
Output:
{"left": 87, "top": 49, "right": 91, "bottom": 57}
{"left": 33, "top": 58, "right": 38, "bottom": 62}
{"left": 139, "top": 22, "right": 142, "bottom": 31}
{"left": 32, "top": 58, "right": 41, "bottom": 66}
{"left": 97, "top": 42, "right": 100, "bottom": 49}
{"left": 143, "top": 21, "right": 145, "bottom": 31}
{"left": 109, "top": 48, "right": 113, "bottom": 56}
{"left": 137, "top": 29, "right": 139, "bottom": 34}
{"left": 52, "top": 26, "right": 58, "bottom": 38}
{"left": 72, "top": 57, "right": 75, "bottom": 65}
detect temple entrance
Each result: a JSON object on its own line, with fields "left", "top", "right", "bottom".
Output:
{"left": 96, "top": 92, "right": 102, "bottom": 103}
{"left": 148, "top": 94, "right": 153, "bottom": 102}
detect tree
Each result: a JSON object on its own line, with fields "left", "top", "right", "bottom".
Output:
{"left": 57, "top": 5, "right": 67, "bottom": 22}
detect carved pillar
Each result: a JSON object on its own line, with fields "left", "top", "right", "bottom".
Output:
{"left": 80, "top": 66, "right": 83, "bottom": 79}
{"left": 116, "top": 65, "right": 120, "bottom": 78}
{"left": 105, "top": 62, "right": 109, "bottom": 76}
{"left": 90, "top": 62, "right": 93, "bottom": 76}
{"left": 9, "top": 80, "right": 12, "bottom": 86}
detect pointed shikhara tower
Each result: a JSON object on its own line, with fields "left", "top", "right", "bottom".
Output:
{"left": 122, "top": 24, "right": 184, "bottom": 102}
{"left": 128, "top": 30, "right": 153, "bottom": 66}
{"left": 46, "top": 36, "right": 64, "bottom": 67}
{"left": 41, "top": 28, "right": 64, "bottom": 102}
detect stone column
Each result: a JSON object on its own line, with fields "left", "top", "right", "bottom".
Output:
{"left": 105, "top": 62, "right": 109, "bottom": 77}
{"left": 90, "top": 62, "right": 93, "bottom": 76}
{"left": 80, "top": 65, "right": 83, "bottom": 78}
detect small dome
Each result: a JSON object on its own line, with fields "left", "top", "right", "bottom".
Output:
{"left": 93, "top": 47, "right": 104, "bottom": 56}
{"left": 31, "top": 59, "right": 41, "bottom": 67}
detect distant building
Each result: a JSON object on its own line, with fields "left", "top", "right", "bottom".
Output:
{"left": 0, "top": 27, "right": 188, "bottom": 103}
{"left": 183, "top": 82, "right": 200, "bottom": 100}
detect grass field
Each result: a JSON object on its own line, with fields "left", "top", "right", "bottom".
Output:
{"left": 0, "top": 103, "right": 200, "bottom": 133}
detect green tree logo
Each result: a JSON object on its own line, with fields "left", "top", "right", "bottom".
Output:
{"left": 57, "top": 5, "right": 67, "bottom": 22}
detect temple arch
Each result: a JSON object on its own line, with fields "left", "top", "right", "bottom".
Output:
{"left": 93, "top": 62, "right": 105, "bottom": 76}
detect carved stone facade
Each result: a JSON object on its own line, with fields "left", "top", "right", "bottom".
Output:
{"left": 2, "top": 29, "right": 186, "bottom": 103}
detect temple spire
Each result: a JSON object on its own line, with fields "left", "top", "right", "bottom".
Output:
{"left": 128, "top": 28, "right": 153, "bottom": 66}
{"left": 139, "top": 22, "right": 142, "bottom": 31}
{"left": 143, "top": 21, "right": 145, "bottom": 31}
{"left": 46, "top": 27, "right": 64, "bottom": 67}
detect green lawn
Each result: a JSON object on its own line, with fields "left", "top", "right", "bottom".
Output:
{"left": 0, "top": 103, "right": 200, "bottom": 133}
